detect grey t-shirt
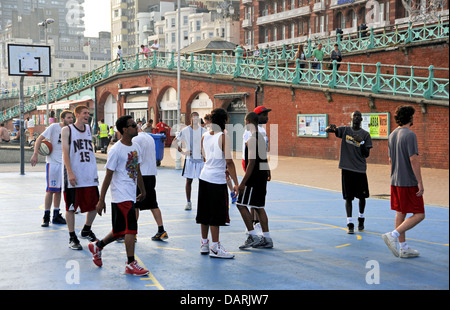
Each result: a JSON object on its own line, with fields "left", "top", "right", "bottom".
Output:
{"left": 388, "top": 126, "right": 419, "bottom": 187}
{"left": 336, "top": 126, "right": 373, "bottom": 173}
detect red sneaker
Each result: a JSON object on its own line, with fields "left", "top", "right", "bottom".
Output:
{"left": 125, "top": 260, "right": 149, "bottom": 276}
{"left": 88, "top": 242, "right": 103, "bottom": 267}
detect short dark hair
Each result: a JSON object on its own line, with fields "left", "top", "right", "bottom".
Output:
{"left": 60, "top": 110, "right": 73, "bottom": 120}
{"left": 211, "top": 108, "right": 228, "bottom": 131}
{"left": 245, "top": 112, "right": 259, "bottom": 127}
{"left": 394, "top": 105, "right": 415, "bottom": 126}
{"left": 116, "top": 115, "right": 133, "bottom": 134}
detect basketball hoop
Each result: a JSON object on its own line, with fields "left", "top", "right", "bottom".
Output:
{"left": 25, "top": 71, "right": 42, "bottom": 77}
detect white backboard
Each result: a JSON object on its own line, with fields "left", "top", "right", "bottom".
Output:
{"left": 7, "top": 44, "right": 51, "bottom": 77}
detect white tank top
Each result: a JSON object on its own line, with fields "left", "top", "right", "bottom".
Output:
{"left": 199, "top": 132, "right": 227, "bottom": 184}
{"left": 66, "top": 124, "right": 99, "bottom": 188}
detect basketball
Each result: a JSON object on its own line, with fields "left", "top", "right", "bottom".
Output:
{"left": 38, "top": 140, "right": 53, "bottom": 156}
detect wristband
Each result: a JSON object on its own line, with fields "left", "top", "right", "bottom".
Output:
{"left": 359, "top": 141, "right": 365, "bottom": 145}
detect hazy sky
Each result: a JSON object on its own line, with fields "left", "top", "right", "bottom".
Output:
{"left": 83, "top": 0, "right": 111, "bottom": 37}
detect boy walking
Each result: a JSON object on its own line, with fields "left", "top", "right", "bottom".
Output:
{"left": 382, "top": 105, "right": 425, "bottom": 258}
{"left": 88, "top": 116, "right": 149, "bottom": 276}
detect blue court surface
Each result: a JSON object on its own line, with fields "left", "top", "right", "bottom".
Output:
{"left": 0, "top": 165, "right": 448, "bottom": 294}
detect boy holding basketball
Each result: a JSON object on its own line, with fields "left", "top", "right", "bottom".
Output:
{"left": 31, "top": 110, "right": 74, "bottom": 227}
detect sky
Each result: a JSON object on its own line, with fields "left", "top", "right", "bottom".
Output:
{"left": 83, "top": 0, "right": 111, "bottom": 37}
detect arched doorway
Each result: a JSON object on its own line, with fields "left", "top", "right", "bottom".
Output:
{"left": 159, "top": 87, "right": 178, "bottom": 128}
{"left": 104, "top": 93, "right": 117, "bottom": 128}
{"left": 191, "top": 92, "right": 213, "bottom": 121}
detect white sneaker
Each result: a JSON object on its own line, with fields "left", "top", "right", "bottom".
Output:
{"left": 209, "top": 242, "right": 235, "bottom": 259}
{"left": 382, "top": 232, "right": 399, "bottom": 257}
{"left": 200, "top": 239, "right": 209, "bottom": 255}
{"left": 399, "top": 247, "right": 420, "bottom": 258}
{"left": 185, "top": 202, "right": 192, "bottom": 211}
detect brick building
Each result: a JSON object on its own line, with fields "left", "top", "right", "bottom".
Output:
{"left": 240, "top": 0, "right": 449, "bottom": 48}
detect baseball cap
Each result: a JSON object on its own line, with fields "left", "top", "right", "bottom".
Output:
{"left": 254, "top": 106, "right": 272, "bottom": 114}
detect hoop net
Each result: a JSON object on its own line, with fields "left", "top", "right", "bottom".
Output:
{"left": 24, "top": 71, "right": 42, "bottom": 77}
{"left": 402, "top": 0, "right": 448, "bottom": 23}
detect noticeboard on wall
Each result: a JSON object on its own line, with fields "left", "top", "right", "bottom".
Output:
{"left": 297, "top": 114, "right": 328, "bottom": 138}
{"left": 361, "top": 113, "right": 390, "bottom": 139}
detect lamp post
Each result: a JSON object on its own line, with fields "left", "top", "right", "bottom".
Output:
{"left": 176, "top": 0, "right": 182, "bottom": 170}
{"left": 216, "top": 0, "right": 235, "bottom": 42}
{"left": 38, "top": 18, "right": 54, "bottom": 126}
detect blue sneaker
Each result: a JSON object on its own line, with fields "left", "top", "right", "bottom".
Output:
{"left": 230, "top": 192, "right": 237, "bottom": 204}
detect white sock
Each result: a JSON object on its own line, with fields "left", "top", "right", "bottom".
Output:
{"left": 391, "top": 230, "right": 400, "bottom": 238}
{"left": 211, "top": 242, "right": 219, "bottom": 247}
{"left": 400, "top": 242, "right": 409, "bottom": 250}
{"left": 347, "top": 217, "right": 353, "bottom": 224}
{"left": 248, "top": 230, "right": 256, "bottom": 236}
{"left": 201, "top": 238, "right": 208, "bottom": 244}
{"left": 359, "top": 213, "right": 364, "bottom": 218}
{"left": 263, "top": 232, "right": 271, "bottom": 238}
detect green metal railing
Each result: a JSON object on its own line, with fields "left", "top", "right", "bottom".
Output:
{"left": 1, "top": 41, "right": 449, "bottom": 123}
{"left": 256, "top": 16, "right": 449, "bottom": 60}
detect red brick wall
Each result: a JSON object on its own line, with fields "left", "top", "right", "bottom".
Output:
{"left": 95, "top": 71, "right": 448, "bottom": 169}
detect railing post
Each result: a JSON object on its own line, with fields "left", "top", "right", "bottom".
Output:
{"left": 406, "top": 21, "right": 413, "bottom": 44}
{"left": 209, "top": 53, "right": 216, "bottom": 75}
{"left": 168, "top": 51, "right": 175, "bottom": 70}
{"left": 281, "top": 44, "right": 286, "bottom": 60}
{"left": 306, "top": 38, "right": 312, "bottom": 58}
{"left": 103, "top": 63, "right": 109, "bottom": 79}
{"left": 292, "top": 59, "right": 301, "bottom": 85}
{"left": 328, "top": 60, "right": 337, "bottom": 89}
{"left": 368, "top": 27, "right": 375, "bottom": 49}
{"left": 371, "top": 62, "right": 381, "bottom": 94}
{"left": 423, "top": 65, "right": 435, "bottom": 99}
{"left": 133, "top": 53, "right": 140, "bottom": 70}
{"left": 151, "top": 51, "right": 157, "bottom": 68}
{"left": 188, "top": 52, "right": 194, "bottom": 73}
{"left": 234, "top": 46, "right": 244, "bottom": 78}
{"left": 118, "top": 57, "right": 124, "bottom": 72}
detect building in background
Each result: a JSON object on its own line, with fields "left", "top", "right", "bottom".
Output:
{"left": 240, "top": 0, "right": 449, "bottom": 49}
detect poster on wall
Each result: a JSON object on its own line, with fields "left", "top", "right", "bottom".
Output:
{"left": 297, "top": 114, "right": 328, "bottom": 138}
{"left": 361, "top": 113, "right": 390, "bottom": 139}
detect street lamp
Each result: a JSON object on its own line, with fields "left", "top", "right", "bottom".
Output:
{"left": 38, "top": 18, "right": 54, "bottom": 126}
{"left": 216, "top": 1, "right": 235, "bottom": 41}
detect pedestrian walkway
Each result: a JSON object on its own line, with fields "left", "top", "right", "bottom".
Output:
{"left": 0, "top": 160, "right": 448, "bottom": 292}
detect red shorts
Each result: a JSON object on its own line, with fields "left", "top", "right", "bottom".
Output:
{"left": 64, "top": 186, "right": 99, "bottom": 213}
{"left": 391, "top": 185, "right": 425, "bottom": 214}
{"left": 112, "top": 201, "right": 138, "bottom": 238}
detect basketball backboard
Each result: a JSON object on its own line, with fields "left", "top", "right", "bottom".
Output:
{"left": 7, "top": 44, "right": 51, "bottom": 77}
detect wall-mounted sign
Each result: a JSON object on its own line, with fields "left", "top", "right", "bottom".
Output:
{"left": 361, "top": 112, "right": 390, "bottom": 139}
{"left": 297, "top": 114, "right": 328, "bottom": 138}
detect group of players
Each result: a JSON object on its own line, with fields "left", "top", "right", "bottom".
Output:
{"left": 30, "top": 103, "right": 425, "bottom": 277}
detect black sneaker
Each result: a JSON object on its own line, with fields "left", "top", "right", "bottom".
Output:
{"left": 41, "top": 215, "right": 50, "bottom": 227}
{"left": 347, "top": 223, "right": 354, "bottom": 234}
{"left": 358, "top": 217, "right": 365, "bottom": 231}
{"left": 152, "top": 231, "right": 168, "bottom": 241}
{"left": 52, "top": 213, "right": 67, "bottom": 225}
{"left": 69, "top": 237, "right": 83, "bottom": 250}
{"left": 80, "top": 230, "right": 97, "bottom": 242}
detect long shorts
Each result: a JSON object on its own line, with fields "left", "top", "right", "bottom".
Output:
{"left": 341, "top": 169, "right": 369, "bottom": 200}
{"left": 196, "top": 179, "right": 228, "bottom": 226}
{"left": 391, "top": 185, "right": 425, "bottom": 214}
{"left": 112, "top": 201, "right": 138, "bottom": 238}
{"left": 237, "top": 182, "right": 267, "bottom": 209}
{"left": 64, "top": 186, "right": 99, "bottom": 213}
{"left": 182, "top": 159, "right": 204, "bottom": 179}
{"left": 135, "top": 175, "right": 158, "bottom": 210}
{"left": 46, "top": 163, "right": 62, "bottom": 192}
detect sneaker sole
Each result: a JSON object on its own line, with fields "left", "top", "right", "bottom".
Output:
{"left": 69, "top": 245, "right": 83, "bottom": 250}
{"left": 382, "top": 234, "right": 399, "bottom": 257}
{"left": 209, "top": 254, "right": 235, "bottom": 259}
{"left": 125, "top": 271, "right": 149, "bottom": 276}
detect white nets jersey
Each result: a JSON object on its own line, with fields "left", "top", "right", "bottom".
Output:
{"left": 65, "top": 124, "right": 99, "bottom": 188}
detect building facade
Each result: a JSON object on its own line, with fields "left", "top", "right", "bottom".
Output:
{"left": 240, "top": 0, "right": 449, "bottom": 48}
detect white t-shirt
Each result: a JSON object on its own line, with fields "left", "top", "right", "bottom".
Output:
{"left": 28, "top": 118, "right": 35, "bottom": 128}
{"left": 176, "top": 125, "right": 206, "bottom": 163}
{"left": 132, "top": 132, "right": 157, "bottom": 176}
{"left": 105, "top": 140, "right": 142, "bottom": 203}
{"left": 242, "top": 125, "right": 268, "bottom": 158}
{"left": 41, "top": 123, "right": 63, "bottom": 164}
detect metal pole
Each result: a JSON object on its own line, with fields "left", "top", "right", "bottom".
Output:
{"left": 45, "top": 24, "right": 50, "bottom": 126}
{"left": 175, "top": 0, "right": 182, "bottom": 170}
{"left": 19, "top": 76, "right": 25, "bottom": 175}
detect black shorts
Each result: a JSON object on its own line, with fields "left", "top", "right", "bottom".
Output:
{"left": 64, "top": 186, "right": 99, "bottom": 213}
{"left": 237, "top": 182, "right": 267, "bottom": 208}
{"left": 135, "top": 175, "right": 158, "bottom": 210}
{"left": 111, "top": 201, "right": 137, "bottom": 238}
{"left": 196, "top": 179, "right": 228, "bottom": 226}
{"left": 341, "top": 169, "right": 369, "bottom": 200}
